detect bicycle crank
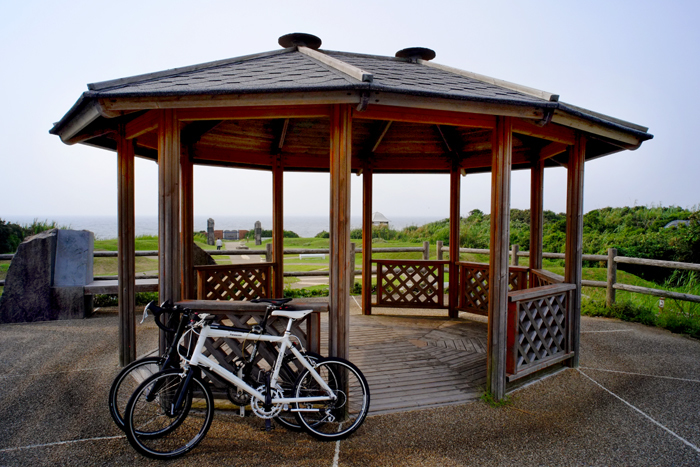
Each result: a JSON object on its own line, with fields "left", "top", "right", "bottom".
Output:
{"left": 251, "top": 386, "right": 284, "bottom": 419}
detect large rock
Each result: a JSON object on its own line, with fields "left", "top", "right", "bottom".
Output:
{"left": 0, "top": 229, "right": 93, "bottom": 324}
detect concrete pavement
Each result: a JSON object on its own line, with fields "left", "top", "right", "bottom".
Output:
{"left": 1, "top": 310, "right": 699, "bottom": 466}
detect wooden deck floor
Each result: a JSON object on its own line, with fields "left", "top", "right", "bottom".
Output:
{"left": 319, "top": 308, "right": 488, "bottom": 415}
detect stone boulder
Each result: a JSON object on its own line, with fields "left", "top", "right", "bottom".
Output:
{"left": 0, "top": 229, "right": 93, "bottom": 324}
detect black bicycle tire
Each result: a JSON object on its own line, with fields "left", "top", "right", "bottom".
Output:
{"left": 293, "top": 357, "right": 370, "bottom": 441}
{"left": 124, "top": 368, "right": 214, "bottom": 460}
{"left": 108, "top": 356, "right": 163, "bottom": 431}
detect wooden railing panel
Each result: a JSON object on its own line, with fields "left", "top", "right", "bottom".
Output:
{"left": 195, "top": 263, "right": 272, "bottom": 301}
{"left": 531, "top": 269, "right": 564, "bottom": 288}
{"left": 457, "top": 262, "right": 529, "bottom": 315}
{"left": 506, "top": 283, "right": 575, "bottom": 380}
{"left": 177, "top": 300, "right": 327, "bottom": 390}
{"left": 374, "top": 260, "right": 448, "bottom": 309}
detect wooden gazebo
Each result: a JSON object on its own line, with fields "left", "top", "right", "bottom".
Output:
{"left": 50, "top": 33, "right": 652, "bottom": 399}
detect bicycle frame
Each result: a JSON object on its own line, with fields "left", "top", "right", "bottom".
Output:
{"left": 182, "top": 313, "right": 335, "bottom": 408}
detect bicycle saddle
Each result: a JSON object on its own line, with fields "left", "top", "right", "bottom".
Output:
{"left": 251, "top": 298, "right": 293, "bottom": 306}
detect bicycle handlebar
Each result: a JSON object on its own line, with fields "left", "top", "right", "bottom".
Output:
{"left": 144, "top": 301, "right": 188, "bottom": 334}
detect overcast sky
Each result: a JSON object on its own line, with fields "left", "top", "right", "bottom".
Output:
{"left": 1, "top": 0, "right": 698, "bottom": 223}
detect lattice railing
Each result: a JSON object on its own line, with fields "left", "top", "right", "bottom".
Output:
{"left": 176, "top": 300, "right": 326, "bottom": 395}
{"left": 531, "top": 269, "right": 564, "bottom": 288}
{"left": 457, "top": 262, "right": 529, "bottom": 315}
{"left": 195, "top": 263, "right": 272, "bottom": 301}
{"left": 506, "top": 283, "right": 575, "bottom": 380}
{"left": 374, "top": 260, "right": 448, "bottom": 308}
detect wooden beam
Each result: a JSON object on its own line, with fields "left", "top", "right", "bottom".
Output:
{"left": 512, "top": 118, "right": 576, "bottom": 145}
{"left": 539, "top": 141, "right": 569, "bottom": 160}
{"left": 328, "top": 104, "right": 352, "bottom": 360}
{"left": 552, "top": 110, "right": 641, "bottom": 147}
{"left": 448, "top": 164, "right": 461, "bottom": 318}
{"left": 178, "top": 104, "right": 333, "bottom": 121}
{"left": 125, "top": 110, "right": 159, "bottom": 140}
{"left": 191, "top": 147, "right": 274, "bottom": 167}
{"left": 117, "top": 127, "right": 136, "bottom": 366}
{"left": 419, "top": 60, "right": 559, "bottom": 102}
{"left": 271, "top": 119, "right": 290, "bottom": 155}
{"left": 181, "top": 145, "right": 194, "bottom": 300}
{"left": 298, "top": 46, "right": 373, "bottom": 82}
{"left": 181, "top": 120, "right": 223, "bottom": 146}
{"left": 564, "top": 134, "right": 586, "bottom": 367}
{"left": 103, "top": 93, "right": 345, "bottom": 114}
{"left": 272, "top": 157, "right": 284, "bottom": 298}
{"left": 529, "top": 157, "right": 544, "bottom": 280}
{"left": 354, "top": 105, "right": 497, "bottom": 128}
{"left": 362, "top": 165, "right": 373, "bottom": 315}
{"left": 487, "top": 116, "right": 513, "bottom": 400}
{"left": 158, "top": 109, "right": 181, "bottom": 352}
{"left": 371, "top": 121, "right": 392, "bottom": 153}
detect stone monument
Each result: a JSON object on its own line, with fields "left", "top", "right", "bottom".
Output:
{"left": 0, "top": 229, "right": 94, "bottom": 323}
{"left": 254, "top": 221, "right": 262, "bottom": 246}
{"left": 207, "top": 218, "right": 215, "bottom": 245}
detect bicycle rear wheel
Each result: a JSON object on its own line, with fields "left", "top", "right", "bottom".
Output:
{"left": 274, "top": 351, "right": 321, "bottom": 431}
{"left": 293, "top": 358, "right": 370, "bottom": 441}
{"left": 108, "top": 356, "right": 162, "bottom": 431}
{"left": 125, "top": 369, "right": 214, "bottom": 460}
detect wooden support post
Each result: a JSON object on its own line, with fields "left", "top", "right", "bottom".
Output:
{"left": 487, "top": 116, "right": 513, "bottom": 400}
{"left": 329, "top": 104, "right": 352, "bottom": 359}
{"left": 606, "top": 248, "right": 618, "bottom": 307}
{"left": 437, "top": 240, "right": 444, "bottom": 260}
{"left": 423, "top": 241, "right": 430, "bottom": 260}
{"left": 266, "top": 243, "right": 273, "bottom": 263}
{"left": 565, "top": 134, "right": 586, "bottom": 367}
{"left": 272, "top": 157, "right": 284, "bottom": 298}
{"left": 181, "top": 146, "right": 194, "bottom": 300}
{"left": 448, "top": 165, "right": 461, "bottom": 318}
{"left": 511, "top": 244, "right": 519, "bottom": 266}
{"left": 362, "top": 165, "right": 373, "bottom": 315}
{"left": 158, "top": 109, "right": 181, "bottom": 352}
{"left": 350, "top": 242, "right": 356, "bottom": 291}
{"left": 529, "top": 158, "right": 544, "bottom": 286}
{"left": 117, "top": 128, "right": 136, "bottom": 366}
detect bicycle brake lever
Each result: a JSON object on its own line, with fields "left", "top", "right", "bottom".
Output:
{"left": 140, "top": 307, "right": 149, "bottom": 325}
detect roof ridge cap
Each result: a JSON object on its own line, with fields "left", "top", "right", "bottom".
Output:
{"left": 88, "top": 48, "right": 294, "bottom": 91}
{"left": 297, "top": 46, "right": 373, "bottom": 83}
{"left": 418, "top": 59, "right": 559, "bottom": 102}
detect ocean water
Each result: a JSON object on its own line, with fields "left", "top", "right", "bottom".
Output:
{"left": 2, "top": 214, "right": 445, "bottom": 240}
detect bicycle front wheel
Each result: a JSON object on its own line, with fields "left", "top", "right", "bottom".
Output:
{"left": 125, "top": 369, "right": 214, "bottom": 460}
{"left": 108, "top": 356, "right": 163, "bottom": 431}
{"left": 293, "top": 358, "right": 370, "bottom": 441}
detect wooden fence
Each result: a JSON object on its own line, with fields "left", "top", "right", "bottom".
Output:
{"left": 447, "top": 246, "right": 700, "bottom": 307}
{"left": 3, "top": 243, "right": 699, "bottom": 308}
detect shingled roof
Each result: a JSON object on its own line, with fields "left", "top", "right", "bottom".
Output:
{"left": 50, "top": 35, "right": 652, "bottom": 153}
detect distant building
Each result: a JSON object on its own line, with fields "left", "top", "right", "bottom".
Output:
{"left": 372, "top": 212, "right": 390, "bottom": 227}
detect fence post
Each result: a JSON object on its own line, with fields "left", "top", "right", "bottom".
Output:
{"left": 437, "top": 241, "right": 443, "bottom": 261}
{"left": 423, "top": 241, "right": 430, "bottom": 260}
{"left": 266, "top": 243, "right": 273, "bottom": 263}
{"left": 606, "top": 247, "right": 617, "bottom": 307}
{"left": 511, "top": 244, "right": 519, "bottom": 266}
{"left": 350, "top": 242, "right": 356, "bottom": 291}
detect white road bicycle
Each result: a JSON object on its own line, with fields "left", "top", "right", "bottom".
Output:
{"left": 123, "top": 298, "right": 370, "bottom": 460}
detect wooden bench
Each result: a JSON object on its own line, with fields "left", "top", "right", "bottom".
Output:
{"left": 83, "top": 279, "right": 159, "bottom": 295}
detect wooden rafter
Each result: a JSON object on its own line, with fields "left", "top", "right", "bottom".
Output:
{"left": 181, "top": 120, "right": 223, "bottom": 146}
{"left": 271, "top": 119, "right": 290, "bottom": 155}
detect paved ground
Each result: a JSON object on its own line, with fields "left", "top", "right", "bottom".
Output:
{"left": 1, "top": 309, "right": 699, "bottom": 466}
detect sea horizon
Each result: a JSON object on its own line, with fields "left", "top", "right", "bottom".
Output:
{"left": 1, "top": 214, "right": 447, "bottom": 240}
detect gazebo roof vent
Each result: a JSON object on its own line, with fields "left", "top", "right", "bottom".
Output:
{"left": 395, "top": 47, "right": 436, "bottom": 62}
{"left": 278, "top": 32, "right": 322, "bottom": 50}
